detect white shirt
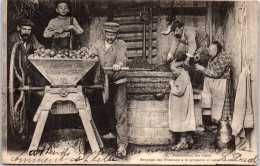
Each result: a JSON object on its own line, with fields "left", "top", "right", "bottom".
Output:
{"left": 105, "top": 40, "right": 112, "bottom": 51}
{"left": 105, "top": 39, "right": 118, "bottom": 51}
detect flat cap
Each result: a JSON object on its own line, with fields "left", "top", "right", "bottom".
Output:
{"left": 19, "top": 19, "right": 34, "bottom": 27}
{"left": 104, "top": 22, "right": 120, "bottom": 33}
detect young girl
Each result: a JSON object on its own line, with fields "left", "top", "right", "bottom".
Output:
{"left": 168, "top": 59, "right": 196, "bottom": 150}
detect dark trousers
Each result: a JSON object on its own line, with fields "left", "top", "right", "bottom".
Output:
{"left": 105, "top": 82, "right": 128, "bottom": 148}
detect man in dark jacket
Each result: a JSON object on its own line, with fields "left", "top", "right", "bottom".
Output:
{"left": 8, "top": 19, "right": 46, "bottom": 89}
{"left": 8, "top": 19, "right": 43, "bottom": 56}
{"left": 8, "top": 19, "right": 46, "bottom": 139}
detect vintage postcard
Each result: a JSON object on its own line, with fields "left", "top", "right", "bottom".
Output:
{"left": 2, "top": 0, "right": 258, "bottom": 164}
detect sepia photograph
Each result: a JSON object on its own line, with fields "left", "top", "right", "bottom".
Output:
{"left": 1, "top": 0, "right": 259, "bottom": 164}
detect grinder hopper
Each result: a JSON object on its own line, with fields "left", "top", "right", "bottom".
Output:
{"left": 28, "top": 55, "right": 98, "bottom": 87}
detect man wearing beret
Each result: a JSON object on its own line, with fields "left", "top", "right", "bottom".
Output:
{"left": 89, "top": 22, "right": 128, "bottom": 157}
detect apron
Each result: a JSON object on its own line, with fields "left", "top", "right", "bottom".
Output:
{"left": 203, "top": 77, "right": 227, "bottom": 121}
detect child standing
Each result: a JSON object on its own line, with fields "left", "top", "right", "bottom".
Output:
{"left": 44, "top": 1, "right": 83, "bottom": 50}
{"left": 168, "top": 59, "right": 196, "bottom": 150}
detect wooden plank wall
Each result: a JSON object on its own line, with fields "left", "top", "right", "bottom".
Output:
{"left": 88, "top": 1, "right": 207, "bottom": 65}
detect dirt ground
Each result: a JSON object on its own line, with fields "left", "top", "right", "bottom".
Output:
{"left": 89, "top": 128, "right": 216, "bottom": 158}
{"left": 6, "top": 127, "right": 257, "bottom": 165}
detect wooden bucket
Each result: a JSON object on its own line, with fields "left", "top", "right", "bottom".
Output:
{"left": 128, "top": 100, "right": 173, "bottom": 145}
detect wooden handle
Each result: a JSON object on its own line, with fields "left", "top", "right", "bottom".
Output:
{"left": 103, "top": 67, "right": 129, "bottom": 71}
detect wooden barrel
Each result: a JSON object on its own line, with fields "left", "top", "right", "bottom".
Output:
{"left": 128, "top": 100, "right": 173, "bottom": 145}
{"left": 126, "top": 70, "right": 173, "bottom": 100}
{"left": 126, "top": 71, "right": 173, "bottom": 145}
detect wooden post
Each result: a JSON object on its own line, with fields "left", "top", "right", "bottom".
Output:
{"left": 148, "top": 4, "right": 153, "bottom": 64}
{"left": 206, "top": 1, "right": 213, "bottom": 43}
{"left": 142, "top": 6, "right": 147, "bottom": 60}
{"left": 245, "top": 1, "right": 259, "bottom": 152}
{"left": 107, "top": 1, "right": 114, "bottom": 21}
{"left": 2, "top": 0, "right": 8, "bottom": 159}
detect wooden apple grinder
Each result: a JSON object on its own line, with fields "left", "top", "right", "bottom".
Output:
{"left": 27, "top": 56, "right": 104, "bottom": 153}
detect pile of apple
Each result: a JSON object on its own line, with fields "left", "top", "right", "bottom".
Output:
{"left": 32, "top": 47, "right": 98, "bottom": 60}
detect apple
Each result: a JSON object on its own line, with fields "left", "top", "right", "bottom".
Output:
{"left": 76, "top": 54, "right": 81, "bottom": 58}
{"left": 40, "top": 47, "right": 45, "bottom": 53}
{"left": 45, "top": 49, "right": 51, "bottom": 54}
{"left": 69, "top": 53, "right": 74, "bottom": 58}
{"left": 84, "top": 55, "right": 89, "bottom": 59}
{"left": 50, "top": 50, "right": 56, "bottom": 57}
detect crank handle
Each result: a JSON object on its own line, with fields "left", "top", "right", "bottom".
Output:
{"left": 103, "top": 67, "right": 129, "bottom": 71}
{"left": 18, "top": 86, "right": 45, "bottom": 91}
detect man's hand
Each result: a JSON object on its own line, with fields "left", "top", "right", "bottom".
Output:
{"left": 66, "top": 25, "right": 76, "bottom": 31}
{"left": 195, "top": 64, "right": 204, "bottom": 71}
{"left": 167, "top": 53, "right": 173, "bottom": 62}
{"left": 113, "top": 64, "right": 122, "bottom": 71}
{"left": 184, "top": 57, "right": 191, "bottom": 66}
{"left": 56, "top": 28, "right": 65, "bottom": 34}
{"left": 169, "top": 80, "right": 175, "bottom": 87}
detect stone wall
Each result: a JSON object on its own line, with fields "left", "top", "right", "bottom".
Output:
{"left": 223, "top": 2, "right": 246, "bottom": 89}
{"left": 222, "top": 1, "right": 258, "bottom": 150}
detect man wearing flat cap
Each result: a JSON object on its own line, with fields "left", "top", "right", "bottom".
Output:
{"left": 8, "top": 19, "right": 45, "bottom": 88}
{"left": 89, "top": 22, "right": 128, "bottom": 157}
{"left": 8, "top": 19, "right": 43, "bottom": 56}
{"left": 8, "top": 19, "right": 46, "bottom": 139}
